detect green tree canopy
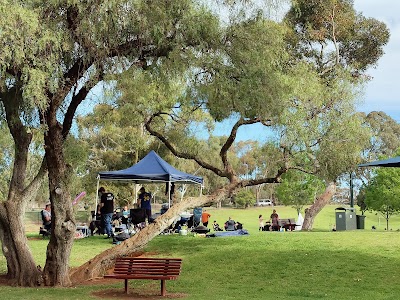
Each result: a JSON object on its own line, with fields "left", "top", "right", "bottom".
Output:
{"left": 364, "top": 163, "right": 400, "bottom": 230}
{"left": 0, "top": 0, "right": 224, "bottom": 286}
{"left": 234, "top": 189, "right": 256, "bottom": 208}
{"left": 0, "top": 0, "right": 390, "bottom": 286}
{"left": 276, "top": 170, "right": 325, "bottom": 214}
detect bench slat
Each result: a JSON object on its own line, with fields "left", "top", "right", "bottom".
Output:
{"left": 112, "top": 271, "right": 180, "bottom": 275}
{"left": 104, "top": 274, "right": 179, "bottom": 280}
{"left": 113, "top": 268, "right": 181, "bottom": 273}
{"left": 116, "top": 257, "right": 182, "bottom": 261}
{"left": 114, "top": 263, "right": 182, "bottom": 267}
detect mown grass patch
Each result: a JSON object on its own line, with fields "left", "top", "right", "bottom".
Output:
{"left": 1, "top": 206, "right": 399, "bottom": 299}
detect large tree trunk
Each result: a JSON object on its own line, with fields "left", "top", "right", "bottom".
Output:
{"left": 42, "top": 123, "right": 75, "bottom": 286}
{"left": 70, "top": 189, "right": 229, "bottom": 284}
{"left": 302, "top": 182, "right": 336, "bottom": 230}
{"left": 0, "top": 87, "right": 47, "bottom": 286}
{"left": 0, "top": 201, "right": 41, "bottom": 286}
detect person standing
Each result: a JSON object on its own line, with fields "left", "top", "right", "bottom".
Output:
{"left": 137, "top": 187, "right": 152, "bottom": 222}
{"left": 258, "top": 214, "right": 264, "bottom": 231}
{"left": 270, "top": 209, "right": 279, "bottom": 231}
{"left": 165, "top": 182, "right": 175, "bottom": 205}
{"left": 201, "top": 209, "right": 211, "bottom": 227}
{"left": 99, "top": 187, "right": 114, "bottom": 238}
{"left": 89, "top": 204, "right": 102, "bottom": 235}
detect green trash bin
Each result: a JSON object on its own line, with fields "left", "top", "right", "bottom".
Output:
{"left": 356, "top": 215, "right": 366, "bottom": 229}
{"left": 335, "top": 207, "right": 357, "bottom": 231}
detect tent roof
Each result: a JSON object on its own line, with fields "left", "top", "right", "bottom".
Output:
{"left": 98, "top": 150, "right": 203, "bottom": 185}
{"left": 358, "top": 156, "right": 400, "bottom": 168}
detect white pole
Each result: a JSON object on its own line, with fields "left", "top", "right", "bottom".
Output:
{"left": 94, "top": 175, "right": 100, "bottom": 220}
{"left": 180, "top": 184, "right": 185, "bottom": 202}
{"left": 168, "top": 181, "right": 171, "bottom": 208}
{"left": 135, "top": 183, "right": 137, "bottom": 208}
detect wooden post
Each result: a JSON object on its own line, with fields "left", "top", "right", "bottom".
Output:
{"left": 161, "top": 279, "right": 166, "bottom": 296}
{"left": 125, "top": 279, "right": 128, "bottom": 294}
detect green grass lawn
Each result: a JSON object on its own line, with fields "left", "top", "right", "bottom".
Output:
{"left": 206, "top": 205, "right": 400, "bottom": 232}
{"left": 2, "top": 205, "right": 400, "bottom": 299}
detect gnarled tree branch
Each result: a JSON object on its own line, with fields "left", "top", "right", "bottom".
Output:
{"left": 145, "top": 112, "right": 227, "bottom": 178}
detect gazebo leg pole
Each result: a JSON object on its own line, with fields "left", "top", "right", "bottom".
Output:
{"left": 94, "top": 177, "right": 100, "bottom": 218}
{"left": 168, "top": 181, "right": 171, "bottom": 208}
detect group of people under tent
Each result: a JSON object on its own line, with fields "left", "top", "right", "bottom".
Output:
{"left": 40, "top": 185, "right": 156, "bottom": 239}
{"left": 93, "top": 186, "right": 154, "bottom": 239}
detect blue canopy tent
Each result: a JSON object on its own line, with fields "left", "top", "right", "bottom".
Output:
{"left": 96, "top": 150, "right": 203, "bottom": 209}
{"left": 358, "top": 156, "right": 400, "bottom": 168}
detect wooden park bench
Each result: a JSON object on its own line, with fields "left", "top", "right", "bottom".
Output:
{"left": 104, "top": 257, "right": 182, "bottom": 296}
{"left": 279, "top": 218, "right": 296, "bottom": 231}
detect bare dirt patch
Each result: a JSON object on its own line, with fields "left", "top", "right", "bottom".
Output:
{"left": 0, "top": 275, "right": 11, "bottom": 286}
{"left": 0, "top": 275, "right": 188, "bottom": 299}
{"left": 92, "top": 288, "right": 187, "bottom": 300}
{"left": 0, "top": 252, "right": 188, "bottom": 299}
{"left": 82, "top": 274, "right": 188, "bottom": 299}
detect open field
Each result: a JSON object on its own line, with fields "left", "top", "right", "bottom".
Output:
{"left": 195, "top": 205, "right": 400, "bottom": 232}
{"left": 0, "top": 205, "right": 399, "bottom": 299}
{"left": 26, "top": 204, "right": 400, "bottom": 233}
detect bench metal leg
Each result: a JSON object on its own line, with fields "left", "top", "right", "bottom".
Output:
{"left": 125, "top": 279, "right": 128, "bottom": 294}
{"left": 161, "top": 279, "right": 166, "bottom": 296}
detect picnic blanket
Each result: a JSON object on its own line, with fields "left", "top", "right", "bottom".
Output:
{"left": 206, "top": 229, "right": 249, "bottom": 238}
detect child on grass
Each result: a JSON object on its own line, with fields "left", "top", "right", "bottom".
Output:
{"left": 259, "top": 214, "right": 264, "bottom": 231}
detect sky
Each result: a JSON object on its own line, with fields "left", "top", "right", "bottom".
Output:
{"left": 353, "top": 0, "right": 400, "bottom": 121}
{"left": 219, "top": 0, "right": 400, "bottom": 140}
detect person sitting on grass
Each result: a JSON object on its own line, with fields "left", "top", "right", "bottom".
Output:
{"left": 213, "top": 220, "right": 223, "bottom": 231}
{"left": 224, "top": 217, "right": 236, "bottom": 231}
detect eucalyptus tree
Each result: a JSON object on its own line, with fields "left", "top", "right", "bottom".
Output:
{"left": 234, "top": 189, "right": 256, "bottom": 208}
{"left": 0, "top": 123, "right": 19, "bottom": 201}
{"left": 357, "top": 112, "right": 400, "bottom": 221}
{"left": 76, "top": 103, "right": 153, "bottom": 205}
{"left": 363, "top": 112, "right": 400, "bottom": 158}
{"left": 234, "top": 141, "right": 260, "bottom": 178}
{"left": 356, "top": 112, "right": 400, "bottom": 191}
{"left": 283, "top": 0, "right": 390, "bottom": 229}
{"left": 0, "top": 0, "right": 385, "bottom": 285}
{"left": 276, "top": 170, "right": 325, "bottom": 215}
{"left": 141, "top": 0, "right": 388, "bottom": 233}
{"left": 71, "top": 3, "right": 297, "bottom": 282}
{"left": 69, "top": 0, "right": 388, "bottom": 282}
{"left": 0, "top": 0, "right": 221, "bottom": 286}
{"left": 364, "top": 166, "right": 400, "bottom": 230}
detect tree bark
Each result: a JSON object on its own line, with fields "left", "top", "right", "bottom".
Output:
{"left": 0, "top": 201, "right": 41, "bottom": 286}
{"left": 0, "top": 87, "right": 47, "bottom": 286}
{"left": 42, "top": 123, "right": 75, "bottom": 286}
{"left": 70, "top": 188, "right": 229, "bottom": 284}
{"left": 302, "top": 182, "right": 336, "bottom": 230}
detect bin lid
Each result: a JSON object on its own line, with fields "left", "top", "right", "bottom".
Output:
{"left": 335, "top": 207, "right": 355, "bottom": 212}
